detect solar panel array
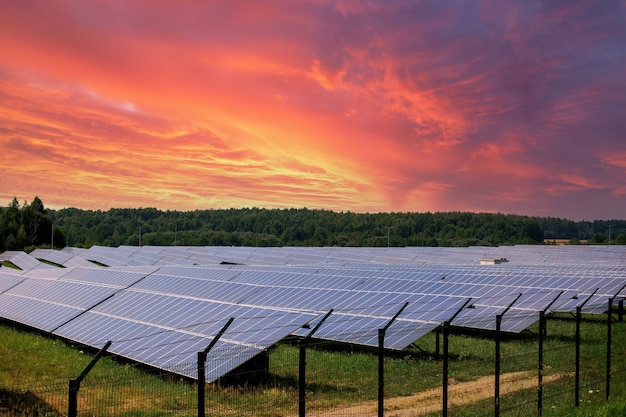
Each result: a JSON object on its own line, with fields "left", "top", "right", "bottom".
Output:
{"left": 0, "top": 266, "right": 315, "bottom": 381}
{"left": 25, "top": 244, "right": 626, "bottom": 269}
{"left": 1, "top": 245, "right": 625, "bottom": 382}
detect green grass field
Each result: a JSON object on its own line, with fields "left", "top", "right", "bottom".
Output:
{"left": 1, "top": 313, "right": 625, "bottom": 416}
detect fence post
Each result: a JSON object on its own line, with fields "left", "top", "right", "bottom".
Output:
{"left": 378, "top": 328, "right": 385, "bottom": 417}
{"left": 538, "top": 310, "right": 545, "bottom": 416}
{"left": 68, "top": 379, "right": 79, "bottom": 417}
{"left": 574, "top": 305, "right": 582, "bottom": 407}
{"left": 494, "top": 293, "right": 522, "bottom": 417}
{"left": 495, "top": 314, "right": 502, "bottom": 417}
{"left": 442, "top": 319, "right": 450, "bottom": 417}
{"left": 606, "top": 283, "right": 626, "bottom": 402}
{"left": 198, "top": 317, "right": 234, "bottom": 417}
{"left": 441, "top": 298, "right": 472, "bottom": 417}
{"left": 197, "top": 351, "right": 206, "bottom": 417}
{"left": 298, "top": 340, "right": 306, "bottom": 417}
{"left": 299, "top": 310, "right": 333, "bottom": 417}
{"left": 67, "top": 340, "right": 112, "bottom": 417}
{"left": 574, "top": 289, "right": 599, "bottom": 407}
{"left": 606, "top": 297, "right": 613, "bottom": 401}
{"left": 536, "top": 290, "right": 563, "bottom": 416}
{"left": 378, "top": 302, "right": 408, "bottom": 417}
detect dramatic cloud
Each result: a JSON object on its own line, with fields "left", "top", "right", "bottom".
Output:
{"left": 1, "top": 0, "right": 625, "bottom": 220}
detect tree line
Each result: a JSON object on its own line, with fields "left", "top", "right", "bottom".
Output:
{"left": 1, "top": 197, "right": 625, "bottom": 252}
{"left": 0, "top": 197, "right": 66, "bottom": 252}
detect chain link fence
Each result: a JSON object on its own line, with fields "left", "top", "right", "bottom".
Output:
{"left": 1, "top": 309, "right": 624, "bottom": 416}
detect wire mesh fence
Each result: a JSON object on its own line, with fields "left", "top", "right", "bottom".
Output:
{"left": 1, "top": 309, "right": 624, "bottom": 417}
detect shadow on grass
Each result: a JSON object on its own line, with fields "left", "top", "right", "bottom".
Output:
{"left": 0, "top": 388, "right": 60, "bottom": 416}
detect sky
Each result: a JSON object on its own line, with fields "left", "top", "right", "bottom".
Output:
{"left": 1, "top": 0, "right": 625, "bottom": 221}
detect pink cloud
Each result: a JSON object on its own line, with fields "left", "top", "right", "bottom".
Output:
{"left": 1, "top": 0, "right": 625, "bottom": 220}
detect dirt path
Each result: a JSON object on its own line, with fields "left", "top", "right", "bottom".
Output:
{"left": 307, "top": 371, "right": 567, "bottom": 417}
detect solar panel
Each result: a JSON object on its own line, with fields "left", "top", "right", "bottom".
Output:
{"left": 7, "top": 278, "right": 119, "bottom": 307}
{"left": 131, "top": 274, "right": 262, "bottom": 303}
{"left": 22, "top": 267, "right": 71, "bottom": 280}
{"left": 53, "top": 311, "right": 257, "bottom": 379}
{"left": 60, "top": 267, "right": 155, "bottom": 287}
{"left": 1, "top": 244, "right": 625, "bottom": 380}
{"left": 3, "top": 252, "right": 52, "bottom": 271}
{"left": 154, "top": 265, "right": 241, "bottom": 281}
{"left": 52, "top": 291, "right": 316, "bottom": 381}
{"left": 0, "top": 271, "right": 26, "bottom": 292}
{"left": 0, "top": 276, "right": 121, "bottom": 332}
{"left": 293, "top": 294, "right": 474, "bottom": 349}
{"left": 0, "top": 294, "right": 85, "bottom": 332}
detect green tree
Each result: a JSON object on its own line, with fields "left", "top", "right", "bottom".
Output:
{"left": 21, "top": 197, "right": 53, "bottom": 247}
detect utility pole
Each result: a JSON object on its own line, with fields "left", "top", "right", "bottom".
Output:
{"left": 607, "top": 224, "right": 614, "bottom": 245}
{"left": 385, "top": 226, "right": 393, "bottom": 247}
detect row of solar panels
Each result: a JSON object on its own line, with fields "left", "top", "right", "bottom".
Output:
{"left": 1, "top": 247, "right": 625, "bottom": 382}
{"left": 2, "top": 244, "right": 624, "bottom": 271}
{"left": 0, "top": 267, "right": 315, "bottom": 381}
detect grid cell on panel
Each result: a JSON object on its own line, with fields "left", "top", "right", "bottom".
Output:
{"left": 203, "top": 342, "right": 265, "bottom": 382}
{"left": 132, "top": 274, "right": 262, "bottom": 303}
{"left": 384, "top": 320, "right": 442, "bottom": 349}
{"left": 401, "top": 295, "right": 471, "bottom": 323}
{"left": 6, "top": 278, "right": 119, "bottom": 308}
{"left": 0, "top": 272, "right": 25, "bottom": 292}
{"left": 312, "top": 314, "right": 389, "bottom": 346}
{"left": 62, "top": 267, "right": 150, "bottom": 287}
{"left": 0, "top": 294, "right": 83, "bottom": 332}
{"left": 53, "top": 312, "right": 157, "bottom": 347}
{"left": 154, "top": 265, "right": 241, "bottom": 281}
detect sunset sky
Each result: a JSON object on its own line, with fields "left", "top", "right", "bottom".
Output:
{"left": 1, "top": 1, "right": 625, "bottom": 221}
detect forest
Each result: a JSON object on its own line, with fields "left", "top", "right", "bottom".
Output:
{"left": 1, "top": 197, "right": 625, "bottom": 252}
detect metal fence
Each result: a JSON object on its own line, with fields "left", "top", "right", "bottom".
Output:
{"left": 1, "top": 306, "right": 624, "bottom": 417}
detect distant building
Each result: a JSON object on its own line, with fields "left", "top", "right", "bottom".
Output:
{"left": 480, "top": 258, "right": 509, "bottom": 265}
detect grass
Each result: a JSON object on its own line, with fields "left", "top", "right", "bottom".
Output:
{"left": 1, "top": 313, "right": 625, "bottom": 416}
{"left": 0, "top": 325, "right": 197, "bottom": 416}
{"left": 1, "top": 261, "right": 20, "bottom": 269}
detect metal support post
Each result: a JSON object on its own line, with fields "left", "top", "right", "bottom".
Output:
{"left": 442, "top": 320, "right": 450, "bottom": 417}
{"left": 441, "top": 298, "right": 473, "bottom": 417}
{"left": 378, "top": 302, "right": 408, "bottom": 417}
{"left": 538, "top": 310, "right": 545, "bottom": 416}
{"left": 494, "top": 293, "right": 522, "bottom": 417}
{"left": 68, "top": 341, "right": 112, "bottom": 417}
{"left": 575, "top": 306, "right": 581, "bottom": 407}
{"left": 536, "top": 290, "right": 563, "bottom": 416}
{"left": 495, "top": 314, "right": 502, "bottom": 417}
{"left": 606, "top": 283, "right": 626, "bottom": 401}
{"left": 299, "top": 310, "right": 333, "bottom": 417}
{"left": 574, "top": 289, "right": 599, "bottom": 407}
{"left": 606, "top": 298, "right": 613, "bottom": 401}
{"left": 198, "top": 317, "right": 234, "bottom": 417}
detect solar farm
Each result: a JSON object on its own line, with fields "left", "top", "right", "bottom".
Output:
{"left": 1, "top": 244, "right": 625, "bottom": 416}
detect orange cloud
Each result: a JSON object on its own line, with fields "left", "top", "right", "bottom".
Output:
{"left": 1, "top": 1, "right": 625, "bottom": 220}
